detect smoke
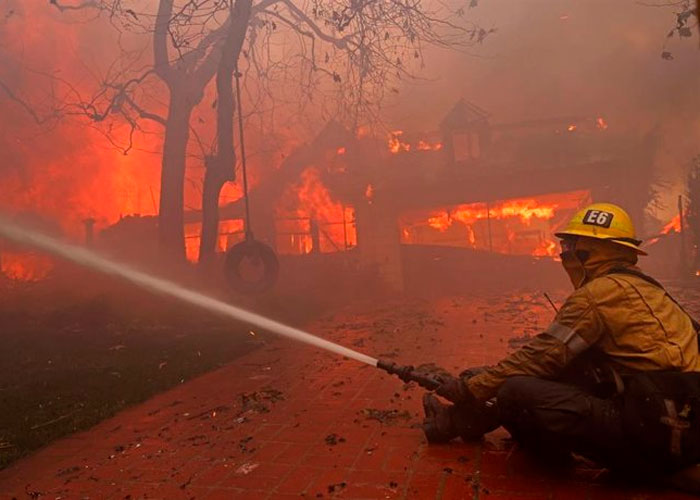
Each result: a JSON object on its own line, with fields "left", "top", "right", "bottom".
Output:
{"left": 0, "top": 0, "right": 697, "bottom": 236}
{"left": 391, "top": 0, "right": 700, "bottom": 219}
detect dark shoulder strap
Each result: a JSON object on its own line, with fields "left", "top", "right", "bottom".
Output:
{"left": 606, "top": 267, "right": 700, "bottom": 332}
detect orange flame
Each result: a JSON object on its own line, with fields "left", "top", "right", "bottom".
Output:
{"left": 416, "top": 140, "right": 444, "bottom": 151}
{"left": 388, "top": 131, "right": 442, "bottom": 154}
{"left": 596, "top": 117, "right": 608, "bottom": 130}
{"left": 276, "top": 167, "right": 357, "bottom": 254}
{"left": 184, "top": 219, "right": 245, "bottom": 263}
{"left": 662, "top": 215, "right": 681, "bottom": 234}
{"left": 428, "top": 211, "right": 451, "bottom": 231}
{"left": 401, "top": 192, "right": 591, "bottom": 258}
{"left": 567, "top": 124, "right": 577, "bottom": 132}
{"left": 446, "top": 199, "right": 557, "bottom": 227}
{"left": 388, "top": 130, "right": 411, "bottom": 153}
{"left": 1, "top": 252, "right": 54, "bottom": 282}
{"left": 532, "top": 240, "right": 558, "bottom": 257}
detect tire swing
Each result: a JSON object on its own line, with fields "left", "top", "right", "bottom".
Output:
{"left": 223, "top": 68, "right": 279, "bottom": 294}
{"left": 224, "top": 238, "right": 279, "bottom": 294}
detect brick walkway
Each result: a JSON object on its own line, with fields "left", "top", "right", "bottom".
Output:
{"left": 0, "top": 292, "right": 694, "bottom": 499}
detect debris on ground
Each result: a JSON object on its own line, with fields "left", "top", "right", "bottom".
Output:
{"left": 239, "top": 436, "right": 255, "bottom": 453}
{"left": 327, "top": 481, "right": 347, "bottom": 493}
{"left": 324, "top": 433, "right": 346, "bottom": 446}
{"left": 56, "top": 466, "right": 80, "bottom": 477}
{"left": 360, "top": 408, "right": 412, "bottom": 425}
{"left": 3, "top": 291, "right": 684, "bottom": 499}
{"left": 237, "top": 388, "right": 284, "bottom": 416}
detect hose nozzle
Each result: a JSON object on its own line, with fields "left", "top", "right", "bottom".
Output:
{"left": 376, "top": 358, "right": 441, "bottom": 391}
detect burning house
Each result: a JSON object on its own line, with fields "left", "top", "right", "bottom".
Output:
{"left": 0, "top": 98, "right": 657, "bottom": 295}
{"left": 174, "top": 99, "right": 655, "bottom": 295}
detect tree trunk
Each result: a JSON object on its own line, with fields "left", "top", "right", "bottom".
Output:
{"left": 198, "top": 0, "right": 252, "bottom": 266}
{"left": 199, "top": 164, "right": 231, "bottom": 266}
{"left": 198, "top": 58, "right": 235, "bottom": 266}
{"left": 159, "top": 95, "right": 193, "bottom": 261}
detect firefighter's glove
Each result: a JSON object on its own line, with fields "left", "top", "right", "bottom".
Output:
{"left": 434, "top": 375, "right": 476, "bottom": 405}
{"left": 458, "top": 366, "right": 488, "bottom": 380}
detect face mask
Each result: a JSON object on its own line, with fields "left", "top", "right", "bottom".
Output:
{"left": 559, "top": 247, "right": 589, "bottom": 288}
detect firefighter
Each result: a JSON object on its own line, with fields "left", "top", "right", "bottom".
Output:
{"left": 422, "top": 202, "right": 700, "bottom": 491}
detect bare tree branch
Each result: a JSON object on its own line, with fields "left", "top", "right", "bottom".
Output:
{"left": 0, "top": 79, "right": 55, "bottom": 125}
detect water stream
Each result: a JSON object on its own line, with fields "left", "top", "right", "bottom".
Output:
{"left": 0, "top": 216, "right": 378, "bottom": 367}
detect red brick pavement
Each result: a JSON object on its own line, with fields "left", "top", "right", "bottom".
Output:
{"left": 0, "top": 293, "right": 694, "bottom": 499}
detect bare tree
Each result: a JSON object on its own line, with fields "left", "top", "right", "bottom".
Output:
{"left": 37, "top": 0, "right": 486, "bottom": 262}
{"left": 648, "top": 0, "right": 700, "bottom": 60}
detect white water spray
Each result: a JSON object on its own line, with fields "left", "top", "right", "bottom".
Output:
{"left": 0, "top": 216, "right": 378, "bottom": 367}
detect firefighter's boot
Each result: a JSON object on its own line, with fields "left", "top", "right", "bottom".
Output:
{"left": 422, "top": 393, "right": 458, "bottom": 443}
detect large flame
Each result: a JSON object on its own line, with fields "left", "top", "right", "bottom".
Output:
{"left": 401, "top": 191, "right": 591, "bottom": 258}
{"left": 0, "top": 3, "right": 302, "bottom": 275}
{"left": 427, "top": 199, "right": 558, "bottom": 232}
{"left": 276, "top": 167, "right": 357, "bottom": 255}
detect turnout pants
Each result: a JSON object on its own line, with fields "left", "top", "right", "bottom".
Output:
{"left": 494, "top": 376, "right": 627, "bottom": 467}
{"left": 489, "top": 375, "right": 700, "bottom": 475}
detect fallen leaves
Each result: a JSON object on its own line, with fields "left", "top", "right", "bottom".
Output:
{"left": 237, "top": 388, "right": 284, "bottom": 416}
{"left": 360, "top": 408, "right": 412, "bottom": 425}
{"left": 324, "top": 433, "right": 346, "bottom": 446}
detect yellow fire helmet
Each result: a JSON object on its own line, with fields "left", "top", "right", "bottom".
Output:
{"left": 554, "top": 202, "right": 647, "bottom": 255}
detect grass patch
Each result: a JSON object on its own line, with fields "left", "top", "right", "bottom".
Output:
{"left": 0, "top": 281, "right": 265, "bottom": 469}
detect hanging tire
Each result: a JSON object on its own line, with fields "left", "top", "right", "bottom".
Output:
{"left": 223, "top": 239, "right": 279, "bottom": 293}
